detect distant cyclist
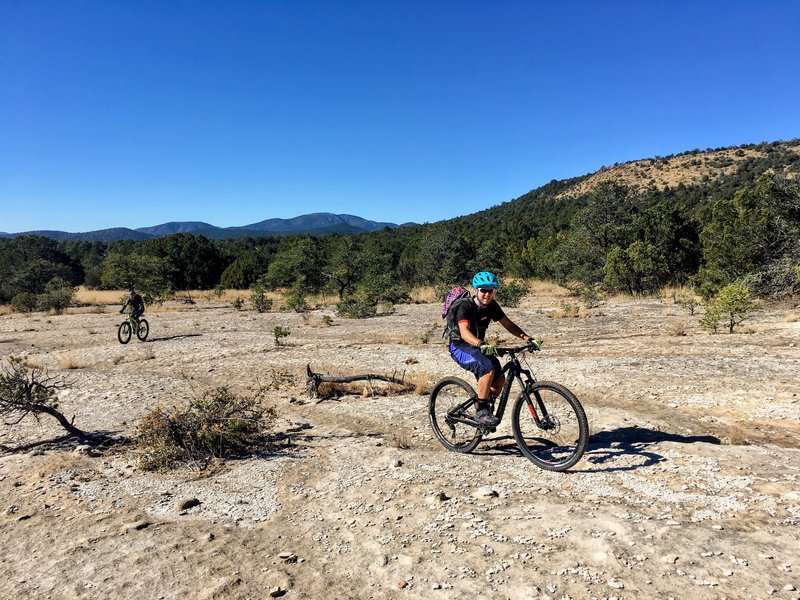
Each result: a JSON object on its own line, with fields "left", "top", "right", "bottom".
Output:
{"left": 448, "top": 271, "right": 540, "bottom": 426}
{"left": 120, "top": 284, "right": 145, "bottom": 322}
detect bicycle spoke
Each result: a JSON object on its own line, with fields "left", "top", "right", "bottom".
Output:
{"left": 512, "top": 382, "right": 587, "bottom": 471}
{"left": 429, "top": 378, "right": 482, "bottom": 453}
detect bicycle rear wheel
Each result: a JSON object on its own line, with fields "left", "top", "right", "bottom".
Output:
{"left": 428, "top": 377, "right": 482, "bottom": 453}
{"left": 118, "top": 321, "right": 132, "bottom": 344}
{"left": 136, "top": 319, "right": 149, "bottom": 341}
{"left": 512, "top": 381, "right": 588, "bottom": 471}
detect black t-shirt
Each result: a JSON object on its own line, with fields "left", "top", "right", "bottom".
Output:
{"left": 453, "top": 297, "right": 506, "bottom": 346}
{"left": 129, "top": 292, "right": 145, "bottom": 312}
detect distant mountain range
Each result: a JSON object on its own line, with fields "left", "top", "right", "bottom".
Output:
{"left": 0, "top": 213, "right": 407, "bottom": 242}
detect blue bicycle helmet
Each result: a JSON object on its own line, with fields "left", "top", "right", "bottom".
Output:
{"left": 472, "top": 271, "right": 499, "bottom": 289}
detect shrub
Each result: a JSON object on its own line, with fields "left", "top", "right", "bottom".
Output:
{"left": 249, "top": 282, "right": 272, "bottom": 313}
{"left": 675, "top": 291, "right": 700, "bottom": 315}
{"left": 135, "top": 386, "right": 276, "bottom": 471}
{"left": 231, "top": 297, "right": 244, "bottom": 310}
{"left": 700, "top": 283, "right": 757, "bottom": 334}
{"left": 11, "top": 292, "right": 37, "bottom": 313}
{"left": 37, "top": 277, "right": 76, "bottom": 314}
{"left": 273, "top": 325, "right": 290, "bottom": 345}
{"left": 497, "top": 280, "right": 529, "bottom": 308}
{"left": 337, "top": 296, "right": 377, "bottom": 318}
{"left": 285, "top": 286, "right": 308, "bottom": 312}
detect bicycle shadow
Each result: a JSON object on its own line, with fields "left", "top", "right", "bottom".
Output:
{"left": 144, "top": 334, "right": 203, "bottom": 343}
{"left": 474, "top": 426, "right": 721, "bottom": 473}
{"left": 579, "top": 426, "right": 721, "bottom": 472}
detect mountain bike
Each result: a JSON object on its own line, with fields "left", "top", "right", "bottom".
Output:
{"left": 429, "top": 344, "right": 588, "bottom": 471}
{"left": 117, "top": 313, "right": 149, "bottom": 344}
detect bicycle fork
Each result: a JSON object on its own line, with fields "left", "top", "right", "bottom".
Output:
{"left": 520, "top": 380, "right": 557, "bottom": 431}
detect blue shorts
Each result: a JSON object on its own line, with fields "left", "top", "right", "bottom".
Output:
{"left": 449, "top": 342, "right": 501, "bottom": 380}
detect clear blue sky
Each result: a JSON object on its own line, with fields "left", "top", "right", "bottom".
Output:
{"left": 2, "top": 1, "right": 799, "bottom": 233}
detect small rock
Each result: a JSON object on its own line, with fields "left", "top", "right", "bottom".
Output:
{"left": 436, "top": 491, "right": 450, "bottom": 502}
{"left": 278, "top": 552, "right": 297, "bottom": 563}
{"left": 396, "top": 579, "right": 408, "bottom": 589}
{"left": 122, "top": 520, "right": 151, "bottom": 532}
{"left": 175, "top": 497, "right": 201, "bottom": 512}
{"left": 784, "top": 584, "right": 797, "bottom": 591}
{"left": 269, "top": 587, "right": 286, "bottom": 597}
{"left": 662, "top": 555, "right": 680, "bottom": 564}
{"left": 475, "top": 487, "right": 499, "bottom": 498}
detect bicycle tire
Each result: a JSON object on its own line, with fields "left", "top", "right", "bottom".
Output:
{"left": 511, "top": 380, "right": 588, "bottom": 471}
{"left": 118, "top": 321, "right": 132, "bottom": 344}
{"left": 428, "top": 377, "right": 483, "bottom": 453}
{"left": 136, "top": 318, "right": 149, "bottom": 341}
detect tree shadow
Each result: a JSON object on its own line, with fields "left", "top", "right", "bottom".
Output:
{"left": 1, "top": 430, "right": 132, "bottom": 455}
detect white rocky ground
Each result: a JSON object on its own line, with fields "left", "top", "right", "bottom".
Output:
{"left": 0, "top": 292, "right": 798, "bottom": 599}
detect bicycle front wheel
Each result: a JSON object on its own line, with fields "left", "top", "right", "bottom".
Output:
{"left": 429, "top": 377, "right": 482, "bottom": 453}
{"left": 512, "top": 381, "right": 588, "bottom": 471}
{"left": 136, "top": 319, "right": 149, "bottom": 341}
{"left": 118, "top": 321, "right": 132, "bottom": 344}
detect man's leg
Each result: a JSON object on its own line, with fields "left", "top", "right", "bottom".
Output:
{"left": 477, "top": 371, "right": 494, "bottom": 400}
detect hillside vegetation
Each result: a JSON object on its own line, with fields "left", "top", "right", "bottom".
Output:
{"left": 2, "top": 139, "right": 799, "bottom": 312}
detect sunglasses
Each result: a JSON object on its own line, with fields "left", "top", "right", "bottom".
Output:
{"left": 477, "top": 288, "right": 496, "bottom": 294}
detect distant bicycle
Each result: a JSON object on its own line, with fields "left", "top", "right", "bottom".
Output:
{"left": 429, "top": 343, "right": 588, "bottom": 471}
{"left": 118, "top": 313, "right": 149, "bottom": 344}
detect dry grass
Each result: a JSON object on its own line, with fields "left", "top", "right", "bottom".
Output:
{"left": 75, "top": 287, "right": 126, "bottom": 305}
{"left": 410, "top": 286, "right": 439, "bottom": 304}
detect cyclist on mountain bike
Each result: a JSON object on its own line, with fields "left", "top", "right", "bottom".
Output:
{"left": 120, "top": 284, "right": 145, "bottom": 321}
{"left": 448, "top": 272, "right": 540, "bottom": 426}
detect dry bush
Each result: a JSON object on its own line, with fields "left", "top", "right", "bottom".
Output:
{"left": 549, "top": 301, "right": 580, "bottom": 318}
{"left": 266, "top": 369, "right": 295, "bottom": 390}
{"left": 390, "top": 431, "right": 413, "bottom": 449}
{"left": 61, "top": 354, "right": 81, "bottom": 369}
{"left": 668, "top": 320, "right": 689, "bottom": 337}
{"left": 412, "top": 373, "right": 431, "bottom": 395}
{"left": 137, "top": 346, "right": 156, "bottom": 361}
{"left": 0, "top": 305, "right": 12, "bottom": 316}
{"left": 135, "top": 385, "right": 276, "bottom": 471}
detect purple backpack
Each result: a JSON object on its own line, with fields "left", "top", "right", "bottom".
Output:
{"left": 441, "top": 286, "right": 471, "bottom": 341}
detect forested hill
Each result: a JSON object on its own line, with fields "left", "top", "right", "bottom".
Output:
{"left": 452, "top": 139, "right": 800, "bottom": 233}
{"left": 2, "top": 138, "right": 799, "bottom": 310}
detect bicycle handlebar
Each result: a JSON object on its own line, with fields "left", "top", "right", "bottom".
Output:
{"left": 495, "top": 343, "right": 542, "bottom": 357}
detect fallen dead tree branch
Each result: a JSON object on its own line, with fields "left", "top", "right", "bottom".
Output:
{"left": 306, "top": 364, "right": 410, "bottom": 401}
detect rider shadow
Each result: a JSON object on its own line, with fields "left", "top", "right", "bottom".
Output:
{"left": 475, "top": 426, "right": 721, "bottom": 473}
{"left": 579, "top": 426, "right": 721, "bottom": 473}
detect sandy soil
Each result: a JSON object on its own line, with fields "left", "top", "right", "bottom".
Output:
{"left": 1, "top": 293, "right": 799, "bottom": 600}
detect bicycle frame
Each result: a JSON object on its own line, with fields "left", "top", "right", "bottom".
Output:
{"left": 446, "top": 346, "right": 549, "bottom": 431}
